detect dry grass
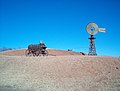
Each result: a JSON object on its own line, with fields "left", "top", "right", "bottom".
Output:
{"left": 0, "top": 50, "right": 120, "bottom": 91}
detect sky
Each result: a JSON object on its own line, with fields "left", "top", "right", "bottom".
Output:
{"left": 0, "top": 0, "right": 120, "bottom": 57}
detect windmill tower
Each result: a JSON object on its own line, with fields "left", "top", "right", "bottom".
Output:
{"left": 86, "top": 22, "right": 106, "bottom": 56}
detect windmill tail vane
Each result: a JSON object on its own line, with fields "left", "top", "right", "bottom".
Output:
{"left": 98, "top": 28, "right": 106, "bottom": 32}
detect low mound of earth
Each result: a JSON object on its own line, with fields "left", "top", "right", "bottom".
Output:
{"left": 0, "top": 50, "right": 120, "bottom": 91}
{"left": 0, "top": 49, "right": 84, "bottom": 56}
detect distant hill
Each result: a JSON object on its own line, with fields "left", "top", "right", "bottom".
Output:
{"left": 0, "top": 47, "right": 12, "bottom": 52}
{"left": 0, "top": 48, "right": 85, "bottom": 56}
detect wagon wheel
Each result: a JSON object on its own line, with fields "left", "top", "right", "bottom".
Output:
{"left": 25, "top": 49, "right": 33, "bottom": 56}
{"left": 32, "top": 50, "right": 38, "bottom": 56}
{"left": 25, "top": 49, "right": 29, "bottom": 56}
{"left": 35, "top": 51, "right": 40, "bottom": 56}
{"left": 33, "top": 52, "right": 36, "bottom": 56}
{"left": 38, "top": 51, "right": 42, "bottom": 56}
{"left": 43, "top": 50, "right": 48, "bottom": 56}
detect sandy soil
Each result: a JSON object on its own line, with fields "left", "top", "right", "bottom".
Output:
{"left": 0, "top": 50, "right": 120, "bottom": 91}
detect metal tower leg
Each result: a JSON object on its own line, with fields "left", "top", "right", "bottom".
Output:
{"left": 88, "top": 35, "right": 97, "bottom": 56}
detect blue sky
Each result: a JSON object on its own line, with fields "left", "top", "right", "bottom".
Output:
{"left": 0, "top": 0, "right": 120, "bottom": 57}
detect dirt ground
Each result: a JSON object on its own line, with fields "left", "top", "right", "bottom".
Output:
{"left": 0, "top": 50, "right": 120, "bottom": 91}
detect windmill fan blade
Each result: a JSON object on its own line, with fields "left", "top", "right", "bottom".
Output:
{"left": 98, "top": 28, "right": 106, "bottom": 32}
{"left": 86, "top": 23, "right": 99, "bottom": 35}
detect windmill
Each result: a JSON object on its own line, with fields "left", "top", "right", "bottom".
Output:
{"left": 86, "top": 22, "right": 106, "bottom": 55}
